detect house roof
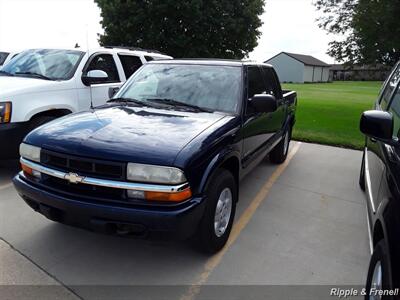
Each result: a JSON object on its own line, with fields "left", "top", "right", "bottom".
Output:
{"left": 266, "top": 52, "right": 331, "bottom": 67}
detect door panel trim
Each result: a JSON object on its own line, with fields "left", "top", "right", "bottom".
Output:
{"left": 364, "top": 148, "right": 377, "bottom": 213}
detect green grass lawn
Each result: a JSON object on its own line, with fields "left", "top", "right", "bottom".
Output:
{"left": 282, "top": 81, "right": 382, "bottom": 150}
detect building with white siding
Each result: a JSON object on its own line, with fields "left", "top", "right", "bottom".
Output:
{"left": 265, "top": 52, "right": 331, "bottom": 83}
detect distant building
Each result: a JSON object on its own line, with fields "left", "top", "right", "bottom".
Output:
{"left": 329, "top": 64, "right": 392, "bottom": 81}
{"left": 265, "top": 52, "right": 331, "bottom": 83}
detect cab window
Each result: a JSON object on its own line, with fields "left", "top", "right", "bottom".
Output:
{"left": 386, "top": 82, "right": 400, "bottom": 140}
{"left": 85, "top": 54, "right": 120, "bottom": 83}
{"left": 246, "top": 66, "right": 267, "bottom": 115}
{"left": 380, "top": 65, "right": 400, "bottom": 110}
{"left": 261, "top": 67, "right": 280, "bottom": 98}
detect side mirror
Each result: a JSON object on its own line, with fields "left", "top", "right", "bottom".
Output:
{"left": 360, "top": 110, "right": 396, "bottom": 144}
{"left": 82, "top": 70, "right": 108, "bottom": 86}
{"left": 249, "top": 94, "right": 277, "bottom": 113}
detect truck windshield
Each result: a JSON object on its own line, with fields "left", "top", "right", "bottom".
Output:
{"left": 2, "top": 49, "right": 84, "bottom": 80}
{"left": 117, "top": 64, "right": 242, "bottom": 113}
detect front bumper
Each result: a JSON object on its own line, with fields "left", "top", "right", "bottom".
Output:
{"left": 13, "top": 173, "right": 206, "bottom": 240}
{"left": 0, "top": 122, "right": 30, "bottom": 159}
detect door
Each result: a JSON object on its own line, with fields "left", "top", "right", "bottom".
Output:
{"left": 366, "top": 64, "right": 400, "bottom": 213}
{"left": 242, "top": 65, "right": 277, "bottom": 166}
{"left": 378, "top": 80, "right": 400, "bottom": 211}
{"left": 80, "top": 53, "right": 123, "bottom": 107}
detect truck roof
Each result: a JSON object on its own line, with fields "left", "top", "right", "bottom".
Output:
{"left": 149, "top": 58, "right": 273, "bottom": 68}
{"left": 17, "top": 47, "right": 172, "bottom": 59}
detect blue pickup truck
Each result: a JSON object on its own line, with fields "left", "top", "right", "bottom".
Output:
{"left": 13, "top": 59, "right": 297, "bottom": 253}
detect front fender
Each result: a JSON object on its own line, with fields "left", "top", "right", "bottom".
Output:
{"left": 198, "top": 149, "right": 241, "bottom": 195}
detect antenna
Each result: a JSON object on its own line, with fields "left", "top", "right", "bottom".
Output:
{"left": 86, "top": 23, "right": 94, "bottom": 110}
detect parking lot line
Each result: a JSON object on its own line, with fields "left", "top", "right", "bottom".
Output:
{"left": 181, "top": 142, "right": 302, "bottom": 300}
{"left": 0, "top": 182, "right": 13, "bottom": 191}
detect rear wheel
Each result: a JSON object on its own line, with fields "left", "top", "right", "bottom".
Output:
{"left": 365, "top": 240, "right": 392, "bottom": 300}
{"left": 197, "top": 169, "right": 237, "bottom": 254}
{"left": 270, "top": 126, "right": 291, "bottom": 164}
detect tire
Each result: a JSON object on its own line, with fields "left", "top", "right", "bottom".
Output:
{"left": 365, "top": 240, "right": 392, "bottom": 300}
{"left": 29, "top": 116, "right": 54, "bottom": 131}
{"left": 197, "top": 169, "right": 237, "bottom": 254}
{"left": 359, "top": 150, "right": 366, "bottom": 191}
{"left": 269, "top": 126, "right": 291, "bottom": 164}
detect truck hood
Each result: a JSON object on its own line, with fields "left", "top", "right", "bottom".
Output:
{"left": 25, "top": 105, "right": 227, "bottom": 165}
{"left": 0, "top": 76, "right": 64, "bottom": 97}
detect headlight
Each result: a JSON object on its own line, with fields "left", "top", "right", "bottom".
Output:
{"left": 19, "top": 143, "right": 41, "bottom": 162}
{"left": 0, "top": 102, "right": 11, "bottom": 123}
{"left": 127, "top": 163, "right": 187, "bottom": 184}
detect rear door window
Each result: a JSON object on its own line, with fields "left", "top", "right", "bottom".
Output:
{"left": 118, "top": 54, "right": 143, "bottom": 79}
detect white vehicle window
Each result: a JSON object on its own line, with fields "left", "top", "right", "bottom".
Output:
{"left": 2, "top": 49, "right": 84, "bottom": 80}
{"left": 85, "top": 54, "right": 120, "bottom": 83}
{"left": 118, "top": 54, "right": 142, "bottom": 79}
{"left": 0, "top": 52, "right": 9, "bottom": 66}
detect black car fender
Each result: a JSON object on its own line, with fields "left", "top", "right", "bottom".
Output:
{"left": 198, "top": 148, "right": 241, "bottom": 196}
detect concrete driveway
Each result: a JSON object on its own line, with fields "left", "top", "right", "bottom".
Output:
{"left": 0, "top": 143, "right": 370, "bottom": 300}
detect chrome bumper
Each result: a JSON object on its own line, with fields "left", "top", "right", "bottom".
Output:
{"left": 20, "top": 157, "right": 189, "bottom": 193}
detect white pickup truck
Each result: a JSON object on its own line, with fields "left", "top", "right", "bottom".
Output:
{"left": 0, "top": 47, "right": 172, "bottom": 159}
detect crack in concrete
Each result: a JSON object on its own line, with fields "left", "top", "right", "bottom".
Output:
{"left": 0, "top": 237, "right": 84, "bottom": 300}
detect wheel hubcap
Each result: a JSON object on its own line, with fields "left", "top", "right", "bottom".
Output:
{"left": 370, "top": 261, "right": 382, "bottom": 300}
{"left": 214, "top": 187, "right": 233, "bottom": 237}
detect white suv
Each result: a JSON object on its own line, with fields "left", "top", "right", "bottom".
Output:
{"left": 0, "top": 47, "right": 172, "bottom": 158}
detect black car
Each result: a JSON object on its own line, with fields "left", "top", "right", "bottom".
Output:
{"left": 13, "top": 59, "right": 296, "bottom": 253}
{"left": 360, "top": 60, "right": 400, "bottom": 297}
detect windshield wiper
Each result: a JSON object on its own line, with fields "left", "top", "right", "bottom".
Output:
{"left": 0, "top": 70, "right": 14, "bottom": 76}
{"left": 146, "top": 98, "right": 213, "bottom": 112}
{"left": 15, "top": 72, "right": 53, "bottom": 81}
{"left": 107, "top": 97, "right": 158, "bottom": 108}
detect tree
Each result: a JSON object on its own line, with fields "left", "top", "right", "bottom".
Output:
{"left": 95, "top": 0, "right": 265, "bottom": 59}
{"left": 315, "top": 0, "right": 400, "bottom": 65}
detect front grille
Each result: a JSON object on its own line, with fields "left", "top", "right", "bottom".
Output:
{"left": 37, "top": 149, "right": 127, "bottom": 204}
{"left": 41, "top": 175, "right": 125, "bottom": 201}
{"left": 41, "top": 149, "right": 125, "bottom": 180}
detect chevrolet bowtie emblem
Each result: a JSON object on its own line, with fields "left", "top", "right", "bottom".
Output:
{"left": 64, "top": 172, "right": 84, "bottom": 184}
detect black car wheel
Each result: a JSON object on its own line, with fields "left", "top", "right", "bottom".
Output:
{"left": 365, "top": 240, "right": 392, "bottom": 300}
{"left": 359, "top": 150, "right": 366, "bottom": 191}
{"left": 197, "top": 169, "right": 237, "bottom": 254}
{"left": 270, "top": 126, "right": 291, "bottom": 164}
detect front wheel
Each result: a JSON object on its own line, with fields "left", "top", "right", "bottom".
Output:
{"left": 365, "top": 240, "right": 392, "bottom": 300}
{"left": 197, "top": 169, "right": 237, "bottom": 254}
{"left": 269, "top": 126, "right": 291, "bottom": 164}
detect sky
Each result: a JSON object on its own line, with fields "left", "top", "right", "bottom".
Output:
{"left": 0, "top": 0, "right": 336, "bottom": 64}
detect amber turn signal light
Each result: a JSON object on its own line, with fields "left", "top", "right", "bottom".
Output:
{"left": 21, "top": 162, "right": 33, "bottom": 176}
{"left": 145, "top": 188, "right": 192, "bottom": 202}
